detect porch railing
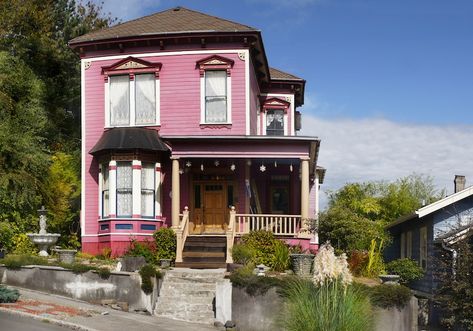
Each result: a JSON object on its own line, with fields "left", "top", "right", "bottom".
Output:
{"left": 234, "top": 214, "right": 302, "bottom": 237}
{"left": 175, "top": 206, "right": 189, "bottom": 263}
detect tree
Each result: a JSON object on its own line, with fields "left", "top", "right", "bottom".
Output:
{"left": 319, "top": 174, "right": 442, "bottom": 252}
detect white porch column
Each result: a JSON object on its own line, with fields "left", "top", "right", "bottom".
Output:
{"left": 132, "top": 160, "right": 141, "bottom": 218}
{"left": 109, "top": 160, "right": 117, "bottom": 218}
{"left": 299, "top": 157, "right": 310, "bottom": 238}
{"left": 171, "top": 158, "right": 180, "bottom": 228}
{"left": 155, "top": 162, "right": 162, "bottom": 219}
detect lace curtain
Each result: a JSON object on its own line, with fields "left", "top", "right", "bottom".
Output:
{"left": 205, "top": 71, "right": 227, "bottom": 123}
{"left": 102, "top": 165, "right": 109, "bottom": 217}
{"left": 141, "top": 163, "right": 155, "bottom": 217}
{"left": 135, "top": 74, "right": 156, "bottom": 125}
{"left": 117, "top": 162, "right": 132, "bottom": 216}
{"left": 110, "top": 75, "right": 130, "bottom": 126}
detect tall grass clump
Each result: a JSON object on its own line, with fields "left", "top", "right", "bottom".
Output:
{"left": 279, "top": 243, "right": 373, "bottom": 331}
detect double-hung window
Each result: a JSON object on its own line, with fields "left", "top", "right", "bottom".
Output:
{"left": 103, "top": 57, "right": 161, "bottom": 127}
{"left": 205, "top": 71, "right": 227, "bottom": 123}
{"left": 141, "top": 163, "right": 155, "bottom": 218}
{"left": 102, "top": 165, "right": 110, "bottom": 218}
{"left": 261, "top": 97, "right": 291, "bottom": 136}
{"left": 266, "top": 109, "right": 285, "bottom": 136}
{"left": 197, "top": 55, "right": 234, "bottom": 124}
{"left": 116, "top": 162, "right": 133, "bottom": 217}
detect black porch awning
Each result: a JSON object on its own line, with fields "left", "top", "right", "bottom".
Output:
{"left": 89, "top": 128, "right": 169, "bottom": 155}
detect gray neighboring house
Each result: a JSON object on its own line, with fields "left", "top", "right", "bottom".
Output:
{"left": 385, "top": 176, "right": 473, "bottom": 325}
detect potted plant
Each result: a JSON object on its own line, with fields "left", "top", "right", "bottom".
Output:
{"left": 153, "top": 228, "right": 176, "bottom": 267}
{"left": 289, "top": 245, "right": 315, "bottom": 277}
{"left": 55, "top": 246, "right": 78, "bottom": 264}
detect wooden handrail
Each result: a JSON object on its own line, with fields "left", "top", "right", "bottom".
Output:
{"left": 175, "top": 206, "right": 189, "bottom": 263}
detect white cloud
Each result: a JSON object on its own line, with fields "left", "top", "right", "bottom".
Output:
{"left": 302, "top": 115, "right": 473, "bottom": 209}
{"left": 92, "top": 0, "right": 159, "bottom": 21}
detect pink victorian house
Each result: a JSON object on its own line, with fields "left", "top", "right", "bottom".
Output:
{"left": 70, "top": 7, "right": 325, "bottom": 267}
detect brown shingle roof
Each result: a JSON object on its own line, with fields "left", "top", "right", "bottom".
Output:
{"left": 70, "top": 7, "right": 258, "bottom": 45}
{"left": 269, "top": 67, "right": 304, "bottom": 81}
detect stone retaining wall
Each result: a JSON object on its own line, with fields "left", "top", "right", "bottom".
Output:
{"left": 0, "top": 265, "right": 158, "bottom": 313}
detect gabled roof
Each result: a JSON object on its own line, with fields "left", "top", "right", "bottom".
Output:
{"left": 387, "top": 186, "right": 473, "bottom": 229}
{"left": 270, "top": 67, "right": 304, "bottom": 81}
{"left": 70, "top": 7, "right": 257, "bottom": 45}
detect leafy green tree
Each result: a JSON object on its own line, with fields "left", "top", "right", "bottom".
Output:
{"left": 320, "top": 174, "right": 441, "bottom": 252}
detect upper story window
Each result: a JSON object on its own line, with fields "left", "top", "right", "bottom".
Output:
{"left": 197, "top": 55, "right": 234, "bottom": 125}
{"left": 266, "top": 109, "right": 284, "bottom": 136}
{"left": 261, "top": 97, "right": 291, "bottom": 136}
{"left": 103, "top": 57, "right": 162, "bottom": 128}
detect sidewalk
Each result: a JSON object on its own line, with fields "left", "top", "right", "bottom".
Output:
{"left": 0, "top": 286, "right": 219, "bottom": 331}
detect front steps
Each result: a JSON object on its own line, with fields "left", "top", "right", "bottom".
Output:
{"left": 175, "top": 236, "right": 227, "bottom": 269}
{"left": 154, "top": 268, "right": 226, "bottom": 324}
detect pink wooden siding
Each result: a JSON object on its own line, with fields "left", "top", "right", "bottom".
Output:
{"left": 309, "top": 182, "right": 317, "bottom": 217}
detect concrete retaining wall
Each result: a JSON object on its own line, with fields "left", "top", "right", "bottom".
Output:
{"left": 0, "top": 265, "right": 158, "bottom": 313}
{"left": 230, "top": 286, "right": 418, "bottom": 331}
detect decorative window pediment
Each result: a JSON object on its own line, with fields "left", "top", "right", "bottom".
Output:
{"left": 262, "top": 97, "right": 290, "bottom": 112}
{"left": 102, "top": 57, "right": 162, "bottom": 81}
{"left": 196, "top": 55, "right": 234, "bottom": 77}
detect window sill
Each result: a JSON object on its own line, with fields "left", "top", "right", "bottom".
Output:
{"left": 99, "top": 217, "right": 163, "bottom": 222}
{"left": 200, "top": 123, "right": 232, "bottom": 129}
{"left": 105, "top": 124, "right": 161, "bottom": 129}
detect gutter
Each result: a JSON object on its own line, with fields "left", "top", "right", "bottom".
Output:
{"left": 441, "top": 240, "right": 457, "bottom": 278}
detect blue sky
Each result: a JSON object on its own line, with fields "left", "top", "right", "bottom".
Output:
{"left": 95, "top": 0, "right": 473, "bottom": 207}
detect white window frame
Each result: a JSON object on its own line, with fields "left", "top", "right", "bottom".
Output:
{"left": 105, "top": 74, "right": 160, "bottom": 127}
{"left": 99, "top": 160, "right": 162, "bottom": 221}
{"left": 200, "top": 70, "right": 232, "bottom": 125}
{"left": 263, "top": 109, "right": 287, "bottom": 136}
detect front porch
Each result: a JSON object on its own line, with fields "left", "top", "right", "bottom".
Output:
{"left": 163, "top": 136, "right": 323, "bottom": 266}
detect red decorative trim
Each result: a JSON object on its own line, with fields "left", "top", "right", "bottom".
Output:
{"left": 132, "top": 165, "right": 142, "bottom": 170}
{"left": 155, "top": 166, "right": 161, "bottom": 172}
{"left": 109, "top": 165, "right": 117, "bottom": 170}
{"left": 200, "top": 124, "right": 232, "bottom": 129}
{"left": 102, "top": 56, "right": 162, "bottom": 80}
{"left": 132, "top": 214, "right": 141, "bottom": 218}
{"left": 196, "top": 55, "right": 234, "bottom": 77}
{"left": 261, "top": 97, "right": 290, "bottom": 112}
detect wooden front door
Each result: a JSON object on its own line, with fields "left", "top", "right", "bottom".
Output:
{"left": 191, "top": 182, "right": 230, "bottom": 234}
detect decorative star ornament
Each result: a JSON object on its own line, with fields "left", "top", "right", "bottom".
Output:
{"left": 214, "top": 160, "right": 220, "bottom": 167}
{"left": 179, "top": 168, "right": 184, "bottom": 175}
{"left": 260, "top": 164, "right": 266, "bottom": 172}
{"left": 290, "top": 164, "right": 293, "bottom": 172}
{"left": 230, "top": 163, "right": 236, "bottom": 171}
{"left": 185, "top": 161, "right": 192, "bottom": 167}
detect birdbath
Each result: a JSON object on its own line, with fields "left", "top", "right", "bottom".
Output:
{"left": 27, "top": 206, "right": 60, "bottom": 257}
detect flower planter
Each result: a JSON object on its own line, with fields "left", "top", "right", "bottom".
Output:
{"left": 56, "top": 249, "right": 77, "bottom": 264}
{"left": 290, "top": 253, "right": 315, "bottom": 277}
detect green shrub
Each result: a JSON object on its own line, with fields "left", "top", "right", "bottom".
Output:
{"left": 386, "top": 258, "right": 424, "bottom": 284}
{"left": 361, "top": 239, "right": 385, "bottom": 278}
{"left": 139, "top": 264, "right": 158, "bottom": 294}
{"left": 153, "top": 227, "right": 176, "bottom": 261}
{"left": 96, "top": 267, "right": 111, "bottom": 280}
{"left": 0, "top": 285, "right": 20, "bottom": 303}
{"left": 1, "top": 254, "right": 48, "bottom": 269}
{"left": 125, "top": 239, "right": 156, "bottom": 264}
{"left": 272, "top": 240, "right": 290, "bottom": 272}
{"left": 358, "top": 284, "right": 412, "bottom": 309}
{"left": 348, "top": 250, "right": 369, "bottom": 276}
{"left": 279, "top": 278, "right": 374, "bottom": 331}
{"left": 11, "top": 233, "right": 38, "bottom": 255}
{"left": 0, "top": 222, "right": 16, "bottom": 252}
{"left": 239, "top": 230, "right": 286, "bottom": 270}
{"left": 231, "top": 243, "right": 255, "bottom": 265}
{"left": 229, "top": 265, "right": 284, "bottom": 296}
{"left": 60, "top": 262, "right": 95, "bottom": 274}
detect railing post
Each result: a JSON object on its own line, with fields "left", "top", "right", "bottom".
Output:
{"left": 175, "top": 228, "right": 183, "bottom": 263}
{"left": 226, "top": 206, "right": 236, "bottom": 264}
{"left": 175, "top": 206, "right": 189, "bottom": 263}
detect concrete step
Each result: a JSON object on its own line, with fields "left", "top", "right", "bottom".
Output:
{"left": 174, "top": 262, "right": 227, "bottom": 269}
{"left": 183, "top": 251, "right": 225, "bottom": 258}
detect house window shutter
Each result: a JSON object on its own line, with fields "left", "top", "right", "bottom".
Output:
{"left": 141, "top": 163, "right": 155, "bottom": 217}
{"left": 110, "top": 75, "right": 130, "bottom": 126}
{"left": 205, "top": 71, "right": 227, "bottom": 123}
{"left": 135, "top": 74, "right": 156, "bottom": 125}
{"left": 116, "top": 162, "right": 132, "bottom": 216}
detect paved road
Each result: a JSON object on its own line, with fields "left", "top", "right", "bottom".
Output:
{"left": 0, "top": 311, "right": 70, "bottom": 331}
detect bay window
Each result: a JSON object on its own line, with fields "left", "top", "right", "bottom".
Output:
{"left": 99, "top": 160, "right": 161, "bottom": 220}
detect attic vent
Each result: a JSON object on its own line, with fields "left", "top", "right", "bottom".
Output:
{"left": 173, "top": 6, "right": 181, "bottom": 11}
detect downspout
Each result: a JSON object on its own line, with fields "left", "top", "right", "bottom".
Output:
{"left": 441, "top": 240, "right": 457, "bottom": 278}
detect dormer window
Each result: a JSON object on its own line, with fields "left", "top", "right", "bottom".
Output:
{"left": 103, "top": 57, "right": 162, "bottom": 127}
{"left": 261, "top": 97, "right": 291, "bottom": 136}
{"left": 197, "top": 55, "right": 234, "bottom": 125}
